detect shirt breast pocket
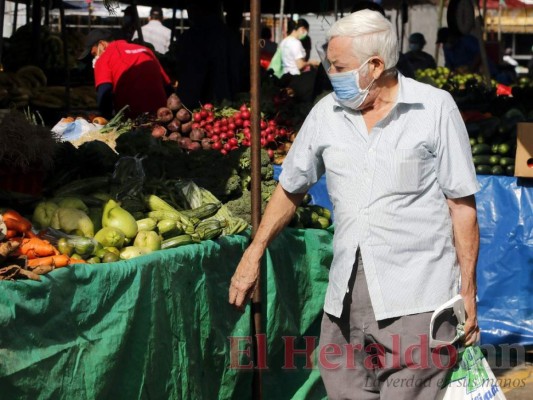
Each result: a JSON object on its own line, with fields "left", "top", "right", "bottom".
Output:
{"left": 388, "top": 148, "right": 429, "bottom": 194}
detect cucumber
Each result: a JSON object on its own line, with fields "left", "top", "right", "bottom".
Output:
{"left": 491, "top": 165, "right": 504, "bottom": 175}
{"left": 471, "top": 144, "right": 491, "bottom": 155}
{"left": 476, "top": 135, "right": 486, "bottom": 144}
{"left": 491, "top": 143, "right": 500, "bottom": 154}
{"left": 472, "top": 155, "right": 492, "bottom": 166}
{"left": 489, "top": 155, "right": 501, "bottom": 165}
{"left": 505, "top": 165, "right": 515, "bottom": 176}
{"left": 469, "top": 137, "right": 477, "bottom": 147}
{"left": 499, "top": 157, "right": 515, "bottom": 167}
{"left": 476, "top": 165, "right": 492, "bottom": 175}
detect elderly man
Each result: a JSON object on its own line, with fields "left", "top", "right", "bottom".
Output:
{"left": 229, "top": 10, "right": 480, "bottom": 399}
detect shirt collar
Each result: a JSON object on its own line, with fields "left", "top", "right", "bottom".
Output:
{"left": 331, "top": 72, "right": 422, "bottom": 112}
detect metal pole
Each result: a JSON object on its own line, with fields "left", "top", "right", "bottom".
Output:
{"left": 31, "top": 0, "right": 41, "bottom": 67}
{"left": 132, "top": 2, "right": 144, "bottom": 44}
{"left": 470, "top": 0, "right": 491, "bottom": 88}
{"left": 59, "top": 0, "right": 70, "bottom": 112}
{"left": 0, "top": 0, "right": 5, "bottom": 68}
{"left": 250, "top": 0, "right": 262, "bottom": 398}
{"left": 334, "top": 0, "right": 338, "bottom": 21}
{"left": 434, "top": 0, "right": 445, "bottom": 65}
{"left": 171, "top": 7, "right": 177, "bottom": 43}
{"left": 13, "top": 1, "right": 19, "bottom": 35}
{"left": 277, "top": 0, "right": 284, "bottom": 42}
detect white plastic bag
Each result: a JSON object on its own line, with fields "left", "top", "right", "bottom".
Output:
{"left": 436, "top": 345, "right": 506, "bottom": 400}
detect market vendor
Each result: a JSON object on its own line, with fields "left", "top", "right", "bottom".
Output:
{"left": 78, "top": 29, "right": 172, "bottom": 119}
{"left": 229, "top": 9, "right": 480, "bottom": 400}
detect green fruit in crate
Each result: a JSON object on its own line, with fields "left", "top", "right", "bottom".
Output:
{"left": 499, "top": 157, "right": 515, "bottom": 167}
{"left": 472, "top": 155, "right": 491, "bottom": 166}
{"left": 491, "top": 165, "right": 504, "bottom": 175}
{"left": 472, "top": 144, "right": 491, "bottom": 155}
{"left": 505, "top": 165, "right": 515, "bottom": 176}
{"left": 489, "top": 155, "right": 501, "bottom": 165}
{"left": 469, "top": 138, "right": 477, "bottom": 146}
{"left": 476, "top": 165, "right": 492, "bottom": 175}
{"left": 497, "top": 143, "right": 512, "bottom": 155}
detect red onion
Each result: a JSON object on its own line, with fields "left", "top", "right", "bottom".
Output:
{"left": 180, "top": 121, "right": 193, "bottom": 134}
{"left": 190, "top": 128, "right": 205, "bottom": 141}
{"left": 167, "top": 118, "right": 181, "bottom": 132}
{"left": 177, "top": 137, "right": 192, "bottom": 149}
{"left": 176, "top": 108, "right": 191, "bottom": 123}
{"left": 157, "top": 107, "right": 174, "bottom": 123}
{"left": 201, "top": 138, "right": 212, "bottom": 150}
{"left": 167, "top": 93, "right": 182, "bottom": 111}
{"left": 152, "top": 125, "right": 167, "bottom": 138}
{"left": 168, "top": 132, "right": 181, "bottom": 141}
{"left": 188, "top": 141, "right": 201, "bottom": 151}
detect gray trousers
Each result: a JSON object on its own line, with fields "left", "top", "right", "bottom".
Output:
{"left": 318, "top": 253, "right": 455, "bottom": 400}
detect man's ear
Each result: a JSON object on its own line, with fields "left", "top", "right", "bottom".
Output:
{"left": 370, "top": 57, "right": 385, "bottom": 79}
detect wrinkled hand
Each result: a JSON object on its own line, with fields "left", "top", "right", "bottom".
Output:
{"left": 462, "top": 294, "right": 480, "bottom": 346}
{"left": 229, "top": 254, "right": 260, "bottom": 311}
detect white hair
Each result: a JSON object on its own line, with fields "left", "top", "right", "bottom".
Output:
{"left": 327, "top": 9, "right": 399, "bottom": 71}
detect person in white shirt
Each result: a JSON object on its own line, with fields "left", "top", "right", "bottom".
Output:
{"left": 133, "top": 7, "right": 172, "bottom": 55}
{"left": 280, "top": 19, "right": 319, "bottom": 76}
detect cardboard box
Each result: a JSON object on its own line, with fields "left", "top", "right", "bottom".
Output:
{"left": 515, "top": 123, "right": 533, "bottom": 178}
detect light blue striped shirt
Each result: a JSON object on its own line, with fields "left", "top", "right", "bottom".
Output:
{"left": 279, "top": 74, "right": 480, "bottom": 320}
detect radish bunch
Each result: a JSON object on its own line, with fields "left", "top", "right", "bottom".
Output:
{"left": 190, "top": 103, "right": 293, "bottom": 159}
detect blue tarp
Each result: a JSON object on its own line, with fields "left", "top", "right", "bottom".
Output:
{"left": 274, "top": 165, "right": 533, "bottom": 346}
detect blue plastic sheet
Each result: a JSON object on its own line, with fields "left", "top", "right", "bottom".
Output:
{"left": 475, "top": 176, "right": 533, "bottom": 346}
{"left": 274, "top": 165, "right": 533, "bottom": 346}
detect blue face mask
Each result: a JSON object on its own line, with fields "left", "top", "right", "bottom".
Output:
{"left": 327, "top": 58, "right": 374, "bottom": 110}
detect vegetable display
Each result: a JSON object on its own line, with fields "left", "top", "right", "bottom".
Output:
{"left": 464, "top": 108, "right": 524, "bottom": 175}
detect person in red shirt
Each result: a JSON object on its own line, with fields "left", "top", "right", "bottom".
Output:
{"left": 78, "top": 29, "right": 171, "bottom": 119}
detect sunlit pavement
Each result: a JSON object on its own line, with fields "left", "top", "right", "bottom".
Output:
{"left": 491, "top": 348, "right": 533, "bottom": 400}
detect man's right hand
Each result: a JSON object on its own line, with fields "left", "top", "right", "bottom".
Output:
{"left": 229, "top": 251, "right": 261, "bottom": 311}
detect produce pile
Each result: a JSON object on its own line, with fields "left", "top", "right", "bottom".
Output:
{"left": 463, "top": 107, "right": 526, "bottom": 175}
{"left": 0, "top": 66, "right": 97, "bottom": 110}
{"left": 138, "top": 94, "right": 297, "bottom": 163}
{"left": 0, "top": 174, "right": 250, "bottom": 279}
{"left": 414, "top": 67, "right": 497, "bottom": 91}
{"left": 290, "top": 195, "right": 332, "bottom": 229}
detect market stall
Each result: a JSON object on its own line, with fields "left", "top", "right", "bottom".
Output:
{"left": 1, "top": 172, "right": 531, "bottom": 399}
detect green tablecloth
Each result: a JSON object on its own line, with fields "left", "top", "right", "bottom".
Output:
{"left": 0, "top": 228, "right": 333, "bottom": 400}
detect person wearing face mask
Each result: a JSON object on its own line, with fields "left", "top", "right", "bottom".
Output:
{"left": 78, "top": 29, "right": 171, "bottom": 120}
{"left": 404, "top": 32, "right": 436, "bottom": 72}
{"left": 229, "top": 10, "right": 480, "bottom": 400}
{"left": 279, "top": 19, "right": 319, "bottom": 76}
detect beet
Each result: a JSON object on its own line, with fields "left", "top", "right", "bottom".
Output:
{"left": 201, "top": 138, "right": 212, "bottom": 150}
{"left": 177, "top": 137, "right": 192, "bottom": 149}
{"left": 167, "top": 118, "right": 181, "bottom": 132}
{"left": 180, "top": 121, "right": 193, "bottom": 134}
{"left": 167, "top": 93, "right": 182, "bottom": 111}
{"left": 168, "top": 132, "right": 181, "bottom": 141}
{"left": 152, "top": 125, "right": 167, "bottom": 138}
{"left": 190, "top": 128, "right": 205, "bottom": 141}
{"left": 187, "top": 141, "right": 202, "bottom": 151}
{"left": 176, "top": 108, "right": 191, "bottom": 123}
{"left": 157, "top": 107, "right": 174, "bottom": 123}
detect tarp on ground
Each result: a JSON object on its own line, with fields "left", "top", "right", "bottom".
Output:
{"left": 0, "top": 227, "right": 333, "bottom": 399}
